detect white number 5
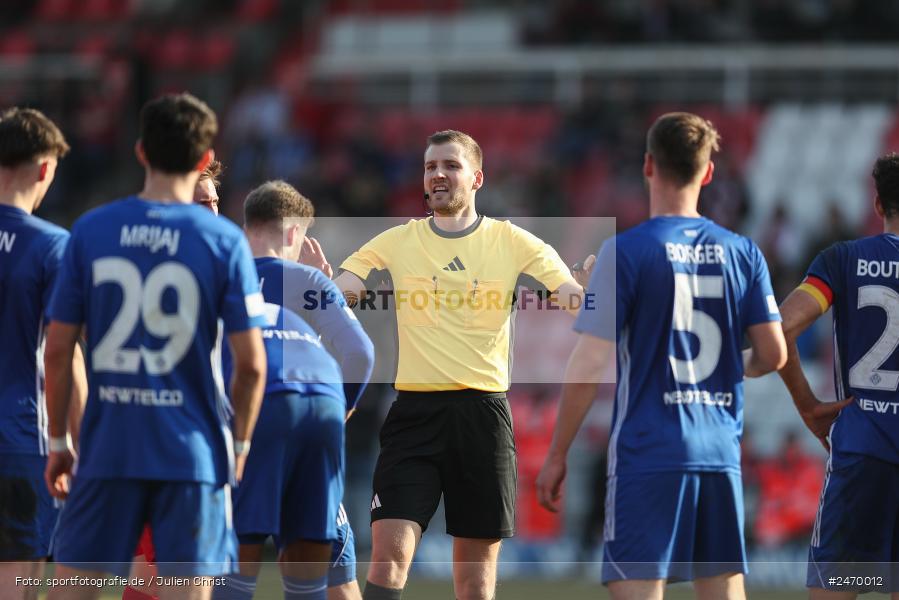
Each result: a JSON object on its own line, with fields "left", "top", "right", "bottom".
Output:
{"left": 93, "top": 257, "right": 200, "bottom": 375}
{"left": 670, "top": 273, "right": 724, "bottom": 384}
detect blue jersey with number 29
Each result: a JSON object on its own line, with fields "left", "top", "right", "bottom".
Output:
{"left": 575, "top": 216, "right": 780, "bottom": 476}
{"left": 48, "top": 196, "right": 267, "bottom": 485}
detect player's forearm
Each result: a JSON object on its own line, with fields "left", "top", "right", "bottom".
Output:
{"left": 229, "top": 363, "right": 266, "bottom": 443}
{"left": 67, "top": 343, "right": 88, "bottom": 446}
{"left": 548, "top": 381, "right": 599, "bottom": 459}
{"left": 329, "top": 328, "right": 375, "bottom": 410}
{"left": 743, "top": 347, "right": 773, "bottom": 378}
{"left": 777, "top": 339, "right": 819, "bottom": 415}
{"left": 45, "top": 337, "right": 76, "bottom": 439}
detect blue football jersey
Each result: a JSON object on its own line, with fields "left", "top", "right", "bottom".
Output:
{"left": 255, "top": 257, "right": 373, "bottom": 410}
{"left": 804, "top": 235, "right": 899, "bottom": 468}
{"left": 222, "top": 302, "right": 345, "bottom": 401}
{"left": 47, "top": 196, "right": 266, "bottom": 485}
{"left": 0, "top": 205, "right": 69, "bottom": 456}
{"left": 575, "top": 216, "right": 780, "bottom": 475}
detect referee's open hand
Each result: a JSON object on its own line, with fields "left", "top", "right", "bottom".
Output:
{"left": 536, "top": 454, "right": 567, "bottom": 513}
{"left": 571, "top": 254, "right": 596, "bottom": 289}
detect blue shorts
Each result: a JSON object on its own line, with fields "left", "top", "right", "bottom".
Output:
{"left": 0, "top": 454, "right": 59, "bottom": 560}
{"left": 328, "top": 503, "right": 356, "bottom": 588}
{"left": 602, "top": 471, "right": 747, "bottom": 584}
{"left": 233, "top": 392, "right": 344, "bottom": 546}
{"left": 53, "top": 477, "right": 236, "bottom": 577}
{"left": 807, "top": 454, "right": 899, "bottom": 593}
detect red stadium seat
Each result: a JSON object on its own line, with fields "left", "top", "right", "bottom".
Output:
{"left": 235, "top": 0, "right": 278, "bottom": 22}
{"left": 0, "top": 30, "right": 36, "bottom": 62}
{"left": 35, "top": 0, "right": 73, "bottom": 20}
{"left": 79, "top": 0, "right": 129, "bottom": 21}
{"left": 154, "top": 31, "right": 193, "bottom": 71}
{"left": 74, "top": 34, "right": 115, "bottom": 60}
{"left": 195, "top": 33, "right": 235, "bottom": 71}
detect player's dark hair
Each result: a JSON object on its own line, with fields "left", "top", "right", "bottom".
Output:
{"left": 139, "top": 93, "right": 217, "bottom": 174}
{"left": 873, "top": 153, "right": 899, "bottom": 218}
{"left": 426, "top": 130, "right": 483, "bottom": 170}
{"left": 646, "top": 112, "right": 720, "bottom": 187}
{"left": 199, "top": 159, "right": 224, "bottom": 188}
{"left": 244, "top": 180, "right": 314, "bottom": 228}
{"left": 0, "top": 107, "right": 70, "bottom": 167}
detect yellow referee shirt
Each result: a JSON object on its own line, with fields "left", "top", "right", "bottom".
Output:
{"left": 340, "top": 215, "right": 574, "bottom": 392}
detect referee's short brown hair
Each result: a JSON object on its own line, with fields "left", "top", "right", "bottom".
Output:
{"left": 0, "top": 107, "right": 70, "bottom": 167}
{"left": 646, "top": 112, "right": 720, "bottom": 187}
{"left": 427, "top": 130, "right": 483, "bottom": 170}
{"left": 244, "top": 180, "right": 314, "bottom": 228}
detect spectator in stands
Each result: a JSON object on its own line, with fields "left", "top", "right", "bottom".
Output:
{"left": 759, "top": 202, "right": 803, "bottom": 299}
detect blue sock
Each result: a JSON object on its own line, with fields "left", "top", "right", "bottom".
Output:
{"left": 212, "top": 573, "right": 257, "bottom": 600}
{"left": 282, "top": 574, "right": 328, "bottom": 600}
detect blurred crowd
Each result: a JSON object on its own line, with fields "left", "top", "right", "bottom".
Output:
{"left": 525, "top": 0, "right": 899, "bottom": 44}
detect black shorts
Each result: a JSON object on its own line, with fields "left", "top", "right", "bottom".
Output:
{"left": 371, "top": 390, "right": 516, "bottom": 539}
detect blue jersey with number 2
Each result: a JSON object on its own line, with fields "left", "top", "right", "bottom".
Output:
{"left": 805, "top": 235, "right": 899, "bottom": 468}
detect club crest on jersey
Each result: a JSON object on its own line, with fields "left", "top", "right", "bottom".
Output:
{"left": 120, "top": 225, "right": 181, "bottom": 256}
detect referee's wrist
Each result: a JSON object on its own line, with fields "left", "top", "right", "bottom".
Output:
{"left": 233, "top": 439, "right": 251, "bottom": 456}
{"left": 49, "top": 433, "right": 73, "bottom": 453}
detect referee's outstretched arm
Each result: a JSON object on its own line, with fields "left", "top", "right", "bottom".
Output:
{"left": 333, "top": 270, "right": 366, "bottom": 308}
{"left": 553, "top": 279, "right": 588, "bottom": 316}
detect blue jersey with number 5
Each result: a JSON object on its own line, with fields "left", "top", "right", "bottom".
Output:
{"left": 805, "top": 235, "right": 899, "bottom": 468}
{"left": 575, "top": 216, "right": 780, "bottom": 475}
{"left": 48, "top": 196, "right": 267, "bottom": 485}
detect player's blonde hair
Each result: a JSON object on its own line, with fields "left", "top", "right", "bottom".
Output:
{"left": 426, "top": 130, "right": 483, "bottom": 170}
{"left": 243, "top": 180, "right": 314, "bottom": 229}
{"left": 646, "top": 112, "right": 720, "bottom": 186}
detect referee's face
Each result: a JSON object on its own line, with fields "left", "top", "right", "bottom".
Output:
{"left": 424, "top": 142, "right": 481, "bottom": 216}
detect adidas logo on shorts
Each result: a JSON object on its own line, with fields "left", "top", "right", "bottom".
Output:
{"left": 370, "top": 494, "right": 382, "bottom": 511}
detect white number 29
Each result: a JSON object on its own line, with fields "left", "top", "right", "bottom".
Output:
{"left": 669, "top": 273, "right": 724, "bottom": 384}
{"left": 92, "top": 257, "right": 200, "bottom": 375}
{"left": 848, "top": 285, "right": 899, "bottom": 391}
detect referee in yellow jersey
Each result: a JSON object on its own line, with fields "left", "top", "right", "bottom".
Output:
{"left": 333, "top": 130, "right": 590, "bottom": 600}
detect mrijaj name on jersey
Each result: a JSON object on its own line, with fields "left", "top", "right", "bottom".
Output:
{"left": 663, "top": 389, "right": 734, "bottom": 407}
{"left": 98, "top": 385, "right": 183, "bottom": 407}
{"left": 856, "top": 259, "right": 899, "bottom": 278}
{"left": 857, "top": 397, "right": 899, "bottom": 415}
{"left": 120, "top": 225, "right": 180, "bottom": 256}
{"left": 665, "top": 243, "right": 726, "bottom": 265}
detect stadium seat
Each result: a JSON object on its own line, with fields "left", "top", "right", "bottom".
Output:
{"left": 235, "top": 0, "right": 278, "bottom": 22}
{"left": 34, "top": 0, "right": 73, "bottom": 20}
